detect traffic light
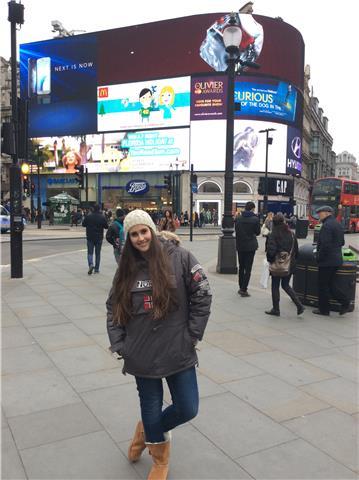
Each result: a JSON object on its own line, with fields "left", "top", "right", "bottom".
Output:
{"left": 23, "top": 175, "right": 29, "bottom": 194}
{"left": 75, "top": 165, "right": 84, "bottom": 188}
{"left": 164, "top": 174, "right": 172, "bottom": 194}
{"left": 1, "top": 122, "right": 15, "bottom": 155}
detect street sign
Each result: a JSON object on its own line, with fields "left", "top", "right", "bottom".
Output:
{"left": 191, "top": 183, "right": 198, "bottom": 194}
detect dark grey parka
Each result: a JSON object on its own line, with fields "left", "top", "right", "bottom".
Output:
{"left": 106, "top": 235, "right": 212, "bottom": 379}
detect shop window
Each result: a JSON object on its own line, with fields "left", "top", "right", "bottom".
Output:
{"left": 233, "top": 181, "right": 251, "bottom": 194}
{"left": 198, "top": 181, "right": 221, "bottom": 193}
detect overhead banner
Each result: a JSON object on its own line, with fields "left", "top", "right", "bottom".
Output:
{"left": 235, "top": 79, "right": 297, "bottom": 123}
{"left": 97, "top": 76, "right": 191, "bottom": 132}
{"left": 190, "top": 76, "right": 227, "bottom": 120}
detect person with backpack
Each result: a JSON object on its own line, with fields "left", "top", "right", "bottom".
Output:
{"left": 106, "top": 210, "right": 211, "bottom": 480}
{"left": 265, "top": 213, "right": 304, "bottom": 316}
{"left": 106, "top": 208, "right": 125, "bottom": 265}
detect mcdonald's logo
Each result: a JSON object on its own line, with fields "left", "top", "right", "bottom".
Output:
{"left": 98, "top": 87, "right": 108, "bottom": 98}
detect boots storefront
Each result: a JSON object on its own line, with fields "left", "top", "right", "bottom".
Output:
{"left": 99, "top": 172, "right": 171, "bottom": 211}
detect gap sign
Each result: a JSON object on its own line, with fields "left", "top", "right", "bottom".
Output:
{"left": 258, "top": 177, "right": 294, "bottom": 196}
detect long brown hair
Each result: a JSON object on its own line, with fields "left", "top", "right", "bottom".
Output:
{"left": 112, "top": 230, "right": 177, "bottom": 325}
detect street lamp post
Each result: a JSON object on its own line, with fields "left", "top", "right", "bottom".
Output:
{"left": 216, "top": 14, "right": 243, "bottom": 274}
{"left": 259, "top": 128, "right": 275, "bottom": 216}
{"left": 36, "top": 145, "right": 43, "bottom": 229}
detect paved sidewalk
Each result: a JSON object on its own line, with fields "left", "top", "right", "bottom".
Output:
{"left": 1, "top": 237, "right": 358, "bottom": 479}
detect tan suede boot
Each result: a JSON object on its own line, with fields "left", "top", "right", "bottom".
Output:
{"left": 147, "top": 441, "right": 170, "bottom": 480}
{"left": 128, "top": 421, "right": 146, "bottom": 462}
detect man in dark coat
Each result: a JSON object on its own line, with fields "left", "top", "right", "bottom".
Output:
{"left": 235, "top": 201, "right": 260, "bottom": 297}
{"left": 82, "top": 205, "right": 108, "bottom": 274}
{"left": 314, "top": 205, "right": 349, "bottom": 316}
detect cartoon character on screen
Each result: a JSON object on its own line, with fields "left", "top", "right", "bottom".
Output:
{"left": 159, "top": 86, "right": 175, "bottom": 120}
{"left": 63, "top": 149, "right": 82, "bottom": 173}
{"left": 139, "top": 88, "right": 156, "bottom": 123}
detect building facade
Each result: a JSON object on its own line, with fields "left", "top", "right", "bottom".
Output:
{"left": 1, "top": 56, "right": 13, "bottom": 200}
{"left": 335, "top": 151, "right": 358, "bottom": 180}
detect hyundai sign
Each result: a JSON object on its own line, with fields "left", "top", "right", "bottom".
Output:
{"left": 286, "top": 126, "right": 302, "bottom": 175}
{"left": 125, "top": 180, "right": 150, "bottom": 195}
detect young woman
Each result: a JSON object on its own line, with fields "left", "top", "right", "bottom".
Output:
{"left": 106, "top": 210, "right": 211, "bottom": 480}
{"left": 265, "top": 213, "right": 304, "bottom": 316}
{"left": 159, "top": 209, "right": 176, "bottom": 232}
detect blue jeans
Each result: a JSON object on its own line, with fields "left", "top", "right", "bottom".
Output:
{"left": 135, "top": 367, "right": 199, "bottom": 443}
{"left": 87, "top": 239, "right": 102, "bottom": 271}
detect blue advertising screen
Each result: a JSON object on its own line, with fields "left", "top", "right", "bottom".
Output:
{"left": 234, "top": 78, "right": 297, "bottom": 124}
{"left": 20, "top": 35, "right": 98, "bottom": 136}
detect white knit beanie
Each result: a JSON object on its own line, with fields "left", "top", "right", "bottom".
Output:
{"left": 124, "top": 209, "right": 157, "bottom": 234}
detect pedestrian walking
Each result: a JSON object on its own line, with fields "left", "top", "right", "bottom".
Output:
{"left": 313, "top": 205, "right": 350, "bottom": 316}
{"left": 82, "top": 205, "right": 108, "bottom": 274}
{"left": 265, "top": 213, "right": 304, "bottom": 316}
{"left": 106, "top": 210, "right": 211, "bottom": 480}
{"left": 159, "top": 209, "right": 176, "bottom": 232}
{"left": 70, "top": 209, "right": 78, "bottom": 227}
{"left": 106, "top": 208, "right": 125, "bottom": 265}
{"left": 235, "top": 201, "right": 260, "bottom": 297}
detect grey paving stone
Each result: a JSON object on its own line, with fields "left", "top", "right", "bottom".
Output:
{"left": 286, "top": 326, "right": 357, "bottom": 348}
{"left": 2, "top": 344, "right": 53, "bottom": 375}
{"left": 224, "top": 374, "right": 329, "bottom": 422}
{"left": 2, "top": 409, "right": 8, "bottom": 429}
{"left": 205, "top": 330, "right": 272, "bottom": 356}
{"left": 241, "top": 351, "right": 336, "bottom": 386}
{"left": 120, "top": 424, "right": 252, "bottom": 479}
{"left": 300, "top": 377, "right": 359, "bottom": 414}
{"left": 48, "top": 344, "right": 118, "bottom": 376}
{"left": 1, "top": 428, "right": 27, "bottom": 479}
{"left": 220, "top": 319, "right": 283, "bottom": 337}
{"left": 8, "top": 402, "right": 102, "bottom": 450}
{"left": 2, "top": 368, "right": 80, "bottom": 417}
{"left": 306, "top": 353, "right": 358, "bottom": 383}
{"left": 237, "top": 438, "right": 356, "bottom": 479}
{"left": 56, "top": 303, "right": 105, "bottom": 320}
{"left": 257, "top": 334, "right": 336, "bottom": 359}
{"left": 29, "top": 323, "right": 94, "bottom": 351}
{"left": 72, "top": 316, "right": 108, "bottom": 335}
{"left": 196, "top": 373, "right": 227, "bottom": 398}
{"left": 19, "top": 430, "right": 140, "bottom": 479}
{"left": 20, "top": 313, "right": 70, "bottom": 328}
{"left": 90, "top": 333, "right": 112, "bottom": 350}
{"left": 308, "top": 316, "right": 358, "bottom": 339}
{"left": 1, "top": 325, "right": 35, "bottom": 349}
{"left": 44, "top": 293, "right": 89, "bottom": 307}
{"left": 284, "top": 408, "right": 358, "bottom": 472}
{"left": 81, "top": 383, "right": 141, "bottom": 443}
{"left": 191, "top": 392, "right": 295, "bottom": 458}
{"left": 0, "top": 306, "right": 20, "bottom": 327}
{"left": 337, "top": 344, "right": 359, "bottom": 359}
{"left": 198, "top": 346, "right": 263, "bottom": 383}
{"left": 68, "top": 366, "right": 134, "bottom": 393}
{"left": 34, "top": 283, "right": 69, "bottom": 294}
{"left": 10, "top": 304, "right": 60, "bottom": 319}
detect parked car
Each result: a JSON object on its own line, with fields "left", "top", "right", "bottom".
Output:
{"left": 0, "top": 206, "right": 26, "bottom": 233}
{"left": 0, "top": 205, "right": 10, "bottom": 233}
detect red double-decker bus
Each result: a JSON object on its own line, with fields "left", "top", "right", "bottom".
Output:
{"left": 309, "top": 177, "right": 359, "bottom": 233}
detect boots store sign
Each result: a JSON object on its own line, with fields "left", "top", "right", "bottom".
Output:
{"left": 126, "top": 180, "right": 150, "bottom": 195}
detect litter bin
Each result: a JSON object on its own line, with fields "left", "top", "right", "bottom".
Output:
{"left": 293, "top": 244, "right": 357, "bottom": 312}
{"left": 313, "top": 224, "right": 321, "bottom": 244}
{"left": 295, "top": 219, "right": 309, "bottom": 239}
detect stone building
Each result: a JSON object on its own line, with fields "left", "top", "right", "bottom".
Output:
{"left": 335, "top": 151, "right": 358, "bottom": 180}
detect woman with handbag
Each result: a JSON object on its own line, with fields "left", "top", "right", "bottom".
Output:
{"left": 265, "top": 213, "right": 304, "bottom": 316}
{"left": 106, "top": 210, "right": 212, "bottom": 480}
{"left": 261, "top": 211, "right": 274, "bottom": 237}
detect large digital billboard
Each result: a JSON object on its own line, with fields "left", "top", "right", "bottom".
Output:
{"left": 34, "top": 128, "right": 189, "bottom": 174}
{"left": 191, "top": 119, "right": 300, "bottom": 175}
{"left": 234, "top": 77, "right": 298, "bottom": 124}
{"left": 20, "top": 35, "right": 97, "bottom": 137}
{"left": 97, "top": 77, "right": 190, "bottom": 132}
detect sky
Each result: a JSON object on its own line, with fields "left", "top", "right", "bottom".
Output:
{"left": 1, "top": 0, "right": 357, "bottom": 160}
